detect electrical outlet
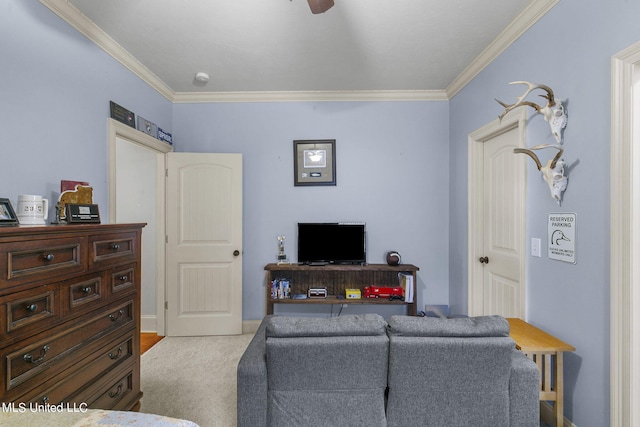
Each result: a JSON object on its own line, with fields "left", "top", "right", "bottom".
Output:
{"left": 531, "top": 238, "right": 542, "bottom": 257}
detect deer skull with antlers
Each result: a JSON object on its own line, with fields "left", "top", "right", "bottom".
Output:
{"left": 496, "top": 81, "right": 567, "bottom": 143}
{"left": 514, "top": 144, "right": 567, "bottom": 205}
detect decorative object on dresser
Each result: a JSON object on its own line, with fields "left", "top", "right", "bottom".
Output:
{"left": 0, "top": 223, "right": 145, "bottom": 411}
{"left": 55, "top": 184, "right": 94, "bottom": 223}
{"left": 0, "top": 199, "right": 19, "bottom": 227}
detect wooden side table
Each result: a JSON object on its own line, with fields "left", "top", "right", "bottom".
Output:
{"left": 506, "top": 318, "right": 575, "bottom": 427}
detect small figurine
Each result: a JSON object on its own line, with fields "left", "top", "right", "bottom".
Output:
{"left": 277, "top": 235, "right": 289, "bottom": 264}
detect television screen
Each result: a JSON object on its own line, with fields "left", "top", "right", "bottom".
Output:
{"left": 297, "top": 222, "right": 366, "bottom": 265}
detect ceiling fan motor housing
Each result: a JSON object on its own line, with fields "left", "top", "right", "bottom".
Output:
{"left": 308, "top": 0, "right": 334, "bottom": 14}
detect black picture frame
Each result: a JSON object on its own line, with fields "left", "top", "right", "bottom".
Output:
{"left": 65, "top": 203, "right": 101, "bottom": 224}
{"left": 0, "top": 198, "right": 19, "bottom": 227}
{"left": 293, "top": 139, "right": 336, "bottom": 186}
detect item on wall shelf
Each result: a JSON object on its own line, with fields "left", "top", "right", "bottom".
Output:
{"left": 514, "top": 144, "right": 567, "bottom": 205}
{"left": 495, "top": 81, "right": 567, "bottom": 144}
{"left": 293, "top": 139, "right": 336, "bottom": 186}
{"left": 136, "top": 116, "right": 158, "bottom": 137}
{"left": 276, "top": 235, "right": 290, "bottom": 264}
{"left": 158, "top": 127, "right": 173, "bottom": 145}
{"left": 109, "top": 101, "right": 136, "bottom": 128}
{"left": 56, "top": 184, "right": 93, "bottom": 222}
{"left": 0, "top": 198, "right": 19, "bottom": 227}
{"left": 16, "top": 194, "right": 48, "bottom": 225}
{"left": 386, "top": 251, "right": 401, "bottom": 266}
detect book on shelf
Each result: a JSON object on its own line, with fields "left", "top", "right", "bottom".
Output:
{"left": 398, "top": 272, "right": 414, "bottom": 303}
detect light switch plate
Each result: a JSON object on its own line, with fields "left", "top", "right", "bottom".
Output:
{"left": 531, "top": 238, "right": 542, "bottom": 257}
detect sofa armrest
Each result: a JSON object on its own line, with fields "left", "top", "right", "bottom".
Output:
{"left": 237, "top": 317, "right": 270, "bottom": 427}
{"left": 509, "top": 349, "right": 540, "bottom": 427}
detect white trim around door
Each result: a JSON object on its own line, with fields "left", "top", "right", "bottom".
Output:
{"left": 610, "top": 39, "right": 640, "bottom": 427}
{"left": 107, "top": 118, "right": 173, "bottom": 335}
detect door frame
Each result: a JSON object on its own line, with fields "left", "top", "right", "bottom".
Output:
{"left": 468, "top": 108, "right": 527, "bottom": 316}
{"left": 107, "top": 118, "right": 172, "bottom": 335}
{"left": 610, "top": 40, "right": 640, "bottom": 427}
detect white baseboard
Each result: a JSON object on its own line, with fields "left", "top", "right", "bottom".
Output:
{"left": 541, "top": 401, "right": 576, "bottom": 427}
{"left": 141, "top": 315, "right": 158, "bottom": 333}
{"left": 242, "top": 320, "right": 262, "bottom": 334}
{"left": 141, "top": 315, "right": 261, "bottom": 335}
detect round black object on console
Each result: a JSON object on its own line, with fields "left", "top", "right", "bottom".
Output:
{"left": 386, "top": 251, "right": 401, "bottom": 266}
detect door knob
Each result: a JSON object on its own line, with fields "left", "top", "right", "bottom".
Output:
{"left": 233, "top": 250, "right": 240, "bottom": 257}
{"left": 479, "top": 256, "right": 489, "bottom": 264}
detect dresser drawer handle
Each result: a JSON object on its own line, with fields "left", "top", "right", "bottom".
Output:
{"left": 25, "top": 303, "right": 38, "bottom": 312}
{"left": 109, "top": 309, "right": 125, "bottom": 322}
{"left": 119, "top": 275, "right": 128, "bottom": 282}
{"left": 82, "top": 286, "right": 92, "bottom": 294}
{"left": 111, "top": 243, "right": 120, "bottom": 250}
{"left": 24, "top": 345, "right": 50, "bottom": 364}
{"left": 108, "top": 346, "right": 123, "bottom": 360}
{"left": 108, "top": 384, "right": 123, "bottom": 399}
{"left": 43, "top": 253, "right": 55, "bottom": 262}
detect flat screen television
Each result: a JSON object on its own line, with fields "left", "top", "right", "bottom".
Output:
{"left": 297, "top": 222, "right": 366, "bottom": 265}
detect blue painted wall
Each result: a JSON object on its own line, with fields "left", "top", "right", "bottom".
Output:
{"left": 3, "top": 0, "right": 640, "bottom": 425}
{"left": 449, "top": 1, "right": 640, "bottom": 425}
{"left": 173, "top": 100, "right": 450, "bottom": 319}
{"left": 0, "top": 0, "right": 173, "bottom": 215}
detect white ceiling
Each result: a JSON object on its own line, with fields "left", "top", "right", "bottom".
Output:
{"left": 42, "top": 0, "right": 555, "bottom": 101}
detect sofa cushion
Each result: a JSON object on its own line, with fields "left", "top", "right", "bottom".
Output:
{"left": 266, "top": 313, "right": 387, "bottom": 338}
{"left": 386, "top": 315, "right": 515, "bottom": 427}
{"left": 265, "top": 314, "right": 388, "bottom": 427}
{"left": 387, "top": 314, "right": 509, "bottom": 337}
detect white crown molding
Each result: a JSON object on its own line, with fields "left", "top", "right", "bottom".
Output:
{"left": 40, "top": 0, "right": 556, "bottom": 103}
{"left": 172, "top": 90, "right": 448, "bottom": 103}
{"left": 39, "top": 0, "right": 174, "bottom": 101}
{"left": 446, "top": 0, "right": 560, "bottom": 99}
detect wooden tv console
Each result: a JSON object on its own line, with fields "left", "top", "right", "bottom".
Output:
{"left": 265, "top": 263, "right": 419, "bottom": 316}
{"left": 0, "top": 223, "right": 144, "bottom": 411}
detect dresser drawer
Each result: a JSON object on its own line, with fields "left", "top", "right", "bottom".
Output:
{"left": 89, "top": 232, "right": 138, "bottom": 269}
{"left": 110, "top": 264, "right": 136, "bottom": 295}
{"left": 89, "top": 369, "right": 136, "bottom": 409}
{"left": 67, "top": 274, "right": 103, "bottom": 311}
{"left": 0, "top": 237, "right": 86, "bottom": 289}
{"left": 23, "top": 332, "right": 136, "bottom": 406}
{"left": 2, "top": 286, "right": 58, "bottom": 336}
{"left": 2, "top": 299, "right": 135, "bottom": 397}
{"left": 0, "top": 285, "right": 61, "bottom": 348}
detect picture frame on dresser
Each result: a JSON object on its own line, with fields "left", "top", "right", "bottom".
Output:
{"left": 0, "top": 198, "right": 18, "bottom": 226}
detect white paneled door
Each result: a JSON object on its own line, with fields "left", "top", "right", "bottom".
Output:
{"left": 166, "top": 153, "right": 243, "bottom": 336}
{"left": 468, "top": 110, "right": 526, "bottom": 319}
{"left": 481, "top": 128, "right": 525, "bottom": 317}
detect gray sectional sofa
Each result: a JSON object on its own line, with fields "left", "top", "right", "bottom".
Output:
{"left": 237, "top": 314, "right": 539, "bottom": 427}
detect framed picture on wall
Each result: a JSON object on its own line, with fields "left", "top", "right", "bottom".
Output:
{"left": 293, "top": 139, "right": 336, "bottom": 186}
{"left": 0, "top": 198, "right": 19, "bottom": 226}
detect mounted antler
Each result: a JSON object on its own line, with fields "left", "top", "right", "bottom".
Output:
{"left": 514, "top": 144, "right": 567, "bottom": 205}
{"left": 497, "top": 81, "right": 567, "bottom": 143}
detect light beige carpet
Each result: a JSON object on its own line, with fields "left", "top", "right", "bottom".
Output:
{"left": 140, "top": 333, "right": 255, "bottom": 427}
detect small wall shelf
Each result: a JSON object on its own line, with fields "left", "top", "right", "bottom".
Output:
{"left": 264, "top": 263, "right": 419, "bottom": 316}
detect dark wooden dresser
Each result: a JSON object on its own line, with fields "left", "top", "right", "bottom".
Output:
{"left": 0, "top": 223, "right": 144, "bottom": 411}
